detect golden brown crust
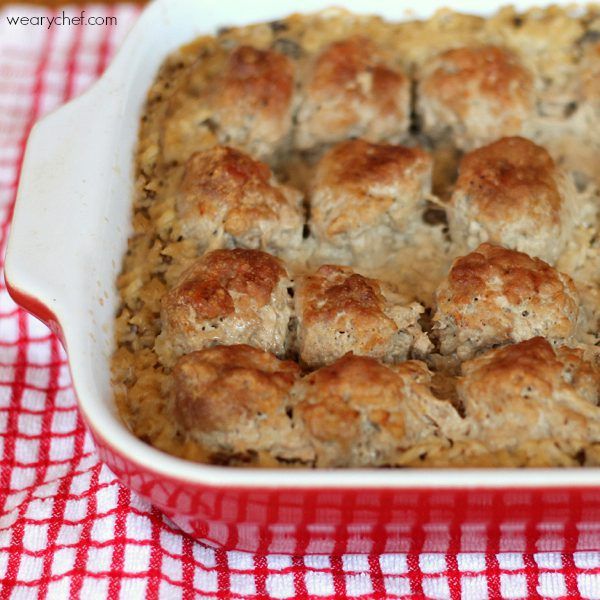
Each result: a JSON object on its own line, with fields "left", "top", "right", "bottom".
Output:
{"left": 462, "top": 337, "right": 562, "bottom": 394}
{"left": 156, "top": 249, "right": 292, "bottom": 366}
{"left": 292, "top": 353, "right": 463, "bottom": 467}
{"left": 179, "top": 146, "right": 281, "bottom": 237}
{"left": 296, "top": 37, "right": 409, "bottom": 148}
{"left": 300, "top": 265, "right": 391, "bottom": 325}
{"left": 160, "top": 44, "right": 295, "bottom": 164}
{"left": 425, "top": 46, "right": 531, "bottom": 104}
{"left": 433, "top": 244, "right": 580, "bottom": 357}
{"left": 454, "top": 136, "right": 561, "bottom": 223}
{"left": 218, "top": 46, "right": 295, "bottom": 122}
{"left": 162, "top": 249, "right": 286, "bottom": 320}
{"left": 418, "top": 46, "right": 534, "bottom": 148}
{"left": 176, "top": 146, "right": 303, "bottom": 250}
{"left": 181, "top": 145, "right": 271, "bottom": 196}
{"left": 174, "top": 345, "right": 299, "bottom": 432}
{"left": 457, "top": 337, "right": 600, "bottom": 449}
{"left": 295, "top": 355, "right": 406, "bottom": 446}
{"left": 318, "top": 139, "right": 430, "bottom": 190}
{"left": 297, "top": 265, "right": 397, "bottom": 366}
{"left": 296, "top": 265, "right": 430, "bottom": 368}
{"left": 211, "top": 46, "right": 295, "bottom": 154}
{"left": 448, "top": 137, "right": 575, "bottom": 264}
{"left": 308, "top": 139, "right": 433, "bottom": 262}
{"left": 446, "top": 244, "right": 573, "bottom": 307}
{"left": 309, "top": 36, "right": 403, "bottom": 101}
{"left": 311, "top": 139, "right": 432, "bottom": 237}
{"left": 172, "top": 345, "right": 310, "bottom": 461}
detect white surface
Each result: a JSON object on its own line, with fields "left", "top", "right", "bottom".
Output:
{"left": 6, "top": 0, "right": 600, "bottom": 489}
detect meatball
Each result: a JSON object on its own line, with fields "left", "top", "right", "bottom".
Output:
{"left": 310, "top": 139, "right": 433, "bottom": 262}
{"left": 163, "top": 46, "right": 295, "bottom": 162}
{"left": 172, "top": 345, "right": 311, "bottom": 463}
{"left": 433, "top": 244, "right": 580, "bottom": 359}
{"left": 295, "top": 265, "right": 431, "bottom": 368}
{"left": 448, "top": 137, "right": 576, "bottom": 264}
{"left": 295, "top": 37, "right": 410, "bottom": 149}
{"left": 176, "top": 146, "right": 303, "bottom": 252}
{"left": 457, "top": 337, "right": 600, "bottom": 454}
{"left": 290, "top": 354, "right": 463, "bottom": 467}
{"left": 210, "top": 46, "right": 296, "bottom": 158}
{"left": 156, "top": 249, "right": 293, "bottom": 366}
{"left": 417, "top": 46, "right": 534, "bottom": 149}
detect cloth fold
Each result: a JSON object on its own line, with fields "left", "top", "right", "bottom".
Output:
{"left": 0, "top": 4, "right": 599, "bottom": 599}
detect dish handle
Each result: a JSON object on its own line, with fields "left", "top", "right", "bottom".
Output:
{"left": 4, "top": 87, "right": 120, "bottom": 347}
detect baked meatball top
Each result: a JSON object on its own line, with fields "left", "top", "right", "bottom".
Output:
{"left": 434, "top": 244, "right": 580, "bottom": 356}
{"left": 419, "top": 46, "right": 534, "bottom": 147}
{"left": 173, "top": 345, "right": 300, "bottom": 435}
{"left": 157, "top": 249, "right": 292, "bottom": 367}
{"left": 294, "top": 353, "right": 408, "bottom": 445}
{"left": 458, "top": 337, "right": 600, "bottom": 443}
{"left": 298, "top": 265, "right": 397, "bottom": 330}
{"left": 439, "top": 244, "right": 577, "bottom": 317}
{"left": 448, "top": 136, "right": 573, "bottom": 263}
{"left": 461, "top": 337, "right": 600, "bottom": 406}
{"left": 295, "top": 264, "right": 430, "bottom": 368}
{"left": 315, "top": 139, "right": 431, "bottom": 194}
{"left": 453, "top": 136, "right": 562, "bottom": 225}
{"left": 423, "top": 45, "right": 532, "bottom": 102}
{"left": 296, "top": 36, "right": 409, "bottom": 148}
{"left": 292, "top": 353, "right": 462, "bottom": 467}
{"left": 161, "top": 45, "right": 295, "bottom": 162}
{"left": 218, "top": 45, "right": 294, "bottom": 114}
{"left": 212, "top": 46, "right": 295, "bottom": 147}
{"left": 307, "top": 36, "right": 404, "bottom": 96}
{"left": 176, "top": 145, "right": 302, "bottom": 247}
{"left": 162, "top": 248, "right": 287, "bottom": 321}
{"left": 311, "top": 139, "right": 432, "bottom": 237}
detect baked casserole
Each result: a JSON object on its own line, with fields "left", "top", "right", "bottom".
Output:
{"left": 112, "top": 5, "right": 600, "bottom": 468}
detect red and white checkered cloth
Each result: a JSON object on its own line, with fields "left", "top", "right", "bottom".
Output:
{"left": 1, "top": 4, "right": 600, "bottom": 599}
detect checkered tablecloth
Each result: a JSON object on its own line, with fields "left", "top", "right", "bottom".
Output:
{"left": 2, "top": 4, "right": 600, "bottom": 599}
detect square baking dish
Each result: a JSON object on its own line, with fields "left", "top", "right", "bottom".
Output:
{"left": 6, "top": 0, "right": 600, "bottom": 554}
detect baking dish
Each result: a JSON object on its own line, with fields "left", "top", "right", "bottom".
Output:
{"left": 6, "top": 0, "right": 600, "bottom": 554}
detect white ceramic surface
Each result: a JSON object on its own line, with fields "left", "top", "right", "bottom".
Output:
{"left": 6, "top": 0, "right": 599, "bottom": 489}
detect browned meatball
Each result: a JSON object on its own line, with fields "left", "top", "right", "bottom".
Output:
{"left": 163, "top": 45, "right": 296, "bottom": 162}
{"left": 156, "top": 249, "right": 293, "bottom": 366}
{"left": 310, "top": 139, "right": 432, "bottom": 262}
{"left": 176, "top": 146, "right": 303, "bottom": 252}
{"left": 433, "top": 244, "right": 580, "bottom": 359}
{"left": 172, "top": 345, "right": 311, "bottom": 463}
{"left": 291, "top": 354, "right": 463, "bottom": 467}
{"left": 295, "top": 264, "right": 431, "bottom": 368}
{"left": 296, "top": 37, "right": 409, "bottom": 149}
{"left": 418, "top": 46, "right": 534, "bottom": 149}
{"left": 457, "top": 337, "right": 600, "bottom": 453}
{"left": 448, "top": 137, "right": 576, "bottom": 264}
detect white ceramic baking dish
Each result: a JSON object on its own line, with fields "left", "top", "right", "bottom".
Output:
{"left": 6, "top": 0, "right": 600, "bottom": 554}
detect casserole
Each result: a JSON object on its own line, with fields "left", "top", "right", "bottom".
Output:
{"left": 6, "top": 0, "right": 600, "bottom": 553}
